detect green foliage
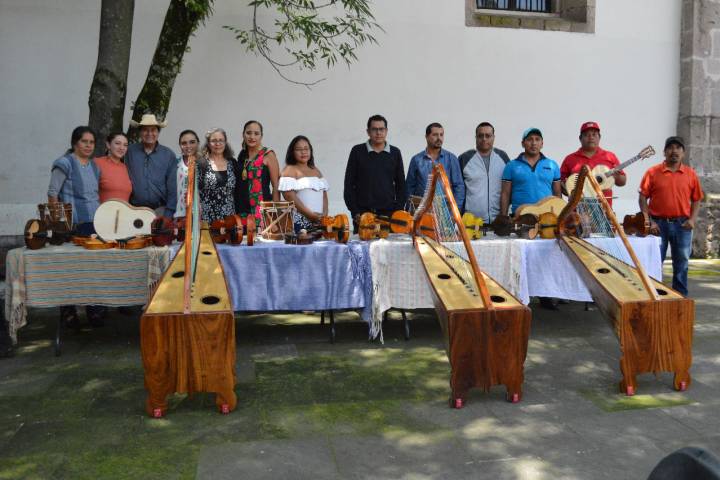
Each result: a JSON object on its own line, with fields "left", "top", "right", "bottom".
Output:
{"left": 224, "top": 0, "right": 381, "bottom": 84}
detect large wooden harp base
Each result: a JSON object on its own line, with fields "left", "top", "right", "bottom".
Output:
{"left": 140, "top": 230, "right": 237, "bottom": 416}
{"left": 559, "top": 235, "right": 693, "bottom": 396}
{"left": 416, "top": 237, "right": 531, "bottom": 406}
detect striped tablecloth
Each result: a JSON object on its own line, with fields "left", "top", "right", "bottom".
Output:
{"left": 4, "top": 244, "right": 171, "bottom": 342}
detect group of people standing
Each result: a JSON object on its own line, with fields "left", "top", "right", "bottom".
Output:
{"left": 344, "top": 116, "right": 703, "bottom": 299}
{"left": 48, "top": 113, "right": 703, "bottom": 305}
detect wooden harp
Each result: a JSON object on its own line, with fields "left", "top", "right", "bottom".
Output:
{"left": 557, "top": 165, "right": 694, "bottom": 396}
{"left": 140, "top": 157, "right": 237, "bottom": 417}
{"left": 412, "top": 163, "right": 531, "bottom": 408}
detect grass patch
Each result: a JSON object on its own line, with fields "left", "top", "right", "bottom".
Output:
{"left": 580, "top": 388, "right": 694, "bottom": 412}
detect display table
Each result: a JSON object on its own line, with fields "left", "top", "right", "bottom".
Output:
{"left": 369, "top": 234, "right": 663, "bottom": 338}
{"left": 4, "top": 239, "right": 372, "bottom": 346}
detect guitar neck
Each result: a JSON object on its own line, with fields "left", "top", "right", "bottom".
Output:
{"left": 604, "top": 154, "right": 641, "bottom": 178}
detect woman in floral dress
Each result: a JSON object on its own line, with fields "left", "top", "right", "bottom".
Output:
{"left": 198, "top": 128, "right": 239, "bottom": 223}
{"left": 235, "top": 120, "right": 280, "bottom": 222}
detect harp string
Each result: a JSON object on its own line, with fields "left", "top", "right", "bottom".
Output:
{"left": 430, "top": 177, "right": 478, "bottom": 296}
{"left": 190, "top": 166, "right": 201, "bottom": 284}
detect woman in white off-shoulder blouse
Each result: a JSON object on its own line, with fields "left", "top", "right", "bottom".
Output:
{"left": 278, "top": 135, "right": 329, "bottom": 232}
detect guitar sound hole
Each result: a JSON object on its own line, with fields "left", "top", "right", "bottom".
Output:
{"left": 133, "top": 219, "right": 144, "bottom": 229}
{"left": 656, "top": 288, "right": 668, "bottom": 296}
{"left": 201, "top": 295, "right": 220, "bottom": 305}
{"left": 437, "top": 273, "right": 451, "bottom": 280}
{"left": 171, "top": 271, "right": 184, "bottom": 278}
{"left": 490, "top": 295, "right": 506, "bottom": 303}
{"left": 597, "top": 268, "right": 610, "bottom": 274}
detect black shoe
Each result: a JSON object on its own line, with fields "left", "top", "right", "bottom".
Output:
{"left": 86, "top": 306, "right": 106, "bottom": 328}
{"left": 539, "top": 297, "right": 559, "bottom": 311}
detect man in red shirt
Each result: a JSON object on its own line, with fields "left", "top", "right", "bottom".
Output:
{"left": 639, "top": 136, "right": 703, "bottom": 296}
{"left": 560, "top": 121, "right": 626, "bottom": 205}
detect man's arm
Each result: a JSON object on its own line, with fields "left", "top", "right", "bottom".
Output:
{"left": 164, "top": 157, "right": 178, "bottom": 218}
{"left": 343, "top": 148, "right": 357, "bottom": 214}
{"left": 393, "top": 150, "right": 407, "bottom": 211}
{"left": 684, "top": 200, "right": 702, "bottom": 230}
{"left": 500, "top": 181, "right": 512, "bottom": 216}
{"left": 639, "top": 193, "right": 658, "bottom": 234}
{"left": 552, "top": 180, "right": 562, "bottom": 197}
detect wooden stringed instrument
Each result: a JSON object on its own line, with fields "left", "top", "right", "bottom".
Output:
{"left": 140, "top": 157, "right": 236, "bottom": 418}
{"left": 461, "top": 212, "right": 484, "bottom": 240}
{"left": 412, "top": 163, "right": 531, "bottom": 408}
{"left": 150, "top": 217, "right": 176, "bottom": 246}
{"left": 557, "top": 165, "right": 693, "bottom": 395}
{"left": 319, "top": 214, "right": 350, "bottom": 243}
{"left": 564, "top": 145, "right": 655, "bottom": 196}
{"left": 118, "top": 235, "right": 153, "bottom": 249}
{"left": 24, "top": 219, "right": 49, "bottom": 250}
{"left": 622, "top": 211, "right": 651, "bottom": 237}
{"left": 93, "top": 199, "right": 156, "bottom": 241}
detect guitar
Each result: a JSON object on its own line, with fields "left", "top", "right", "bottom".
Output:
{"left": 94, "top": 200, "right": 157, "bottom": 241}
{"left": 564, "top": 145, "right": 655, "bottom": 196}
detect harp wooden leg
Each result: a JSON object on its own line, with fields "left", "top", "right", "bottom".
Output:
{"left": 506, "top": 380, "right": 522, "bottom": 403}
{"left": 619, "top": 357, "right": 637, "bottom": 396}
{"left": 145, "top": 391, "right": 170, "bottom": 418}
{"left": 673, "top": 371, "right": 691, "bottom": 392}
{"left": 54, "top": 312, "right": 63, "bottom": 357}
{"left": 215, "top": 389, "right": 237, "bottom": 414}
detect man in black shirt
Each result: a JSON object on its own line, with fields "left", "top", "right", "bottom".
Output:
{"left": 344, "top": 114, "right": 407, "bottom": 233}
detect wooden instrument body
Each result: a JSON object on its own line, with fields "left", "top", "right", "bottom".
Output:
{"left": 461, "top": 212, "right": 484, "bottom": 240}
{"left": 514, "top": 196, "right": 567, "bottom": 220}
{"left": 94, "top": 200, "right": 156, "bottom": 240}
{"left": 559, "top": 235, "right": 693, "bottom": 394}
{"left": 24, "top": 219, "right": 48, "bottom": 250}
{"left": 38, "top": 203, "right": 73, "bottom": 245}
{"left": 623, "top": 211, "right": 650, "bottom": 237}
{"left": 141, "top": 230, "right": 236, "bottom": 416}
{"left": 319, "top": 214, "right": 350, "bottom": 243}
{"left": 416, "top": 237, "right": 531, "bottom": 402}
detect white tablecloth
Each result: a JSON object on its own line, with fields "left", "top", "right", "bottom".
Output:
{"left": 369, "top": 234, "right": 662, "bottom": 335}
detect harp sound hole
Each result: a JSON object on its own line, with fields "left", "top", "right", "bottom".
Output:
{"left": 490, "top": 295, "right": 506, "bottom": 303}
{"left": 437, "top": 273, "right": 451, "bottom": 280}
{"left": 656, "top": 288, "right": 668, "bottom": 296}
{"left": 133, "top": 219, "right": 144, "bottom": 228}
{"left": 597, "top": 268, "right": 611, "bottom": 274}
{"left": 201, "top": 295, "right": 220, "bottom": 305}
{"left": 171, "top": 271, "right": 184, "bottom": 278}
{"left": 202, "top": 251, "right": 212, "bottom": 255}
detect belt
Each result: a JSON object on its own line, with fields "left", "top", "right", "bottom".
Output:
{"left": 651, "top": 216, "right": 686, "bottom": 223}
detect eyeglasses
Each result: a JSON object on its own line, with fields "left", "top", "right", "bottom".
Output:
{"left": 180, "top": 140, "right": 197, "bottom": 145}
{"left": 476, "top": 134, "right": 494, "bottom": 139}
{"left": 294, "top": 147, "right": 311, "bottom": 152}
{"left": 209, "top": 139, "right": 226, "bottom": 144}
{"left": 369, "top": 127, "right": 387, "bottom": 133}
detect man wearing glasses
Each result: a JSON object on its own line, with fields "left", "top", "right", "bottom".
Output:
{"left": 343, "top": 114, "right": 407, "bottom": 232}
{"left": 458, "top": 122, "right": 510, "bottom": 221}
{"left": 126, "top": 113, "right": 178, "bottom": 217}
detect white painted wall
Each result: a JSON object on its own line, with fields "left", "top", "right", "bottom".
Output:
{"left": 0, "top": 0, "right": 681, "bottom": 235}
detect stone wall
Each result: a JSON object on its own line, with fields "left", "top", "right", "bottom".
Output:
{"left": 465, "top": 0, "right": 595, "bottom": 33}
{"left": 679, "top": 0, "right": 720, "bottom": 257}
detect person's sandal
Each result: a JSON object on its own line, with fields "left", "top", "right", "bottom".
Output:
{"left": 60, "top": 306, "right": 80, "bottom": 329}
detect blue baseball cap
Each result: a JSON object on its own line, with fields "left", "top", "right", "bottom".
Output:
{"left": 522, "top": 128, "right": 543, "bottom": 141}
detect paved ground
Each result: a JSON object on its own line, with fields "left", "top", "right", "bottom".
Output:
{"left": 0, "top": 260, "right": 718, "bottom": 479}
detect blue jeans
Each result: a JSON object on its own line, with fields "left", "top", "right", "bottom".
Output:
{"left": 655, "top": 217, "right": 693, "bottom": 296}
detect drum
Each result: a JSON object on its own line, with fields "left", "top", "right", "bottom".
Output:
{"left": 37, "top": 203, "right": 73, "bottom": 245}
{"left": 259, "top": 201, "right": 295, "bottom": 240}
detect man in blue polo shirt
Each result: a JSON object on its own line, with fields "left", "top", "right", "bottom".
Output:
{"left": 499, "top": 127, "right": 561, "bottom": 216}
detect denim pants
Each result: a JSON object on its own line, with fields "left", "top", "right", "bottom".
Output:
{"left": 655, "top": 217, "right": 693, "bottom": 296}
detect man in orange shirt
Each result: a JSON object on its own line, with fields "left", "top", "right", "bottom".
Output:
{"left": 639, "top": 136, "right": 703, "bottom": 296}
{"left": 560, "top": 121, "right": 626, "bottom": 205}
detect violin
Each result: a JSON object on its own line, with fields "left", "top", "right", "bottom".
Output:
{"left": 531, "top": 211, "right": 559, "bottom": 240}
{"left": 210, "top": 214, "right": 256, "bottom": 246}
{"left": 151, "top": 217, "right": 176, "bottom": 247}
{"left": 118, "top": 235, "right": 153, "bottom": 249}
{"left": 490, "top": 214, "right": 537, "bottom": 238}
{"left": 357, "top": 212, "right": 390, "bottom": 241}
{"left": 623, "top": 211, "right": 651, "bottom": 237}
{"left": 24, "top": 219, "right": 49, "bottom": 250}
{"left": 319, "top": 214, "right": 350, "bottom": 243}
{"left": 83, "top": 237, "right": 118, "bottom": 250}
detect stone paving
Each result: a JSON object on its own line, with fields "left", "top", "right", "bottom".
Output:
{"left": 0, "top": 260, "right": 718, "bottom": 479}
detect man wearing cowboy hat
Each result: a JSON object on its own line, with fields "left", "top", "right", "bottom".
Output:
{"left": 126, "top": 114, "right": 177, "bottom": 217}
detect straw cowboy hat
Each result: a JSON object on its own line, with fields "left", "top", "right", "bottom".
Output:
{"left": 129, "top": 113, "right": 167, "bottom": 128}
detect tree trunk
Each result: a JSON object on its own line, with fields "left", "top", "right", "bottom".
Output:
{"left": 128, "top": 0, "right": 209, "bottom": 140}
{"left": 88, "top": 0, "right": 135, "bottom": 155}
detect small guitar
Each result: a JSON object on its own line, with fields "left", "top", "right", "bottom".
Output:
{"left": 94, "top": 200, "right": 156, "bottom": 241}
{"left": 564, "top": 145, "right": 655, "bottom": 196}
{"left": 461, "top": 212, "right": 484, "bottom": 240}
